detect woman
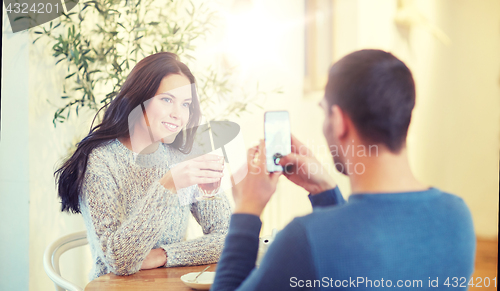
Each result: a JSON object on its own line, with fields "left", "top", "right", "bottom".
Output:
{"left": 55, "top": 52, "right": 232, "bottom": 280}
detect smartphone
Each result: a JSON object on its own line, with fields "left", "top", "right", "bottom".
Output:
{"left": 264, "top": 111, "right": 291, "bottom": 172}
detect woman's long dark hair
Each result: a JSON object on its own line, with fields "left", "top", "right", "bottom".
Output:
{"left": 55, "top": 52, "right": 201, "bottom": 213}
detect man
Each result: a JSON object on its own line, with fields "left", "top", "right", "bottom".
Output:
{"left": 211, "top": 50, "right": 475, "bottom": 290}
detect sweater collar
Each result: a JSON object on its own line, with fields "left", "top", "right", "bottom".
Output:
{"left": 114, "top": 138, "right": 169, "bottom": 168}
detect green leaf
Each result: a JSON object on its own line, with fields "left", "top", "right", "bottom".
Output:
{"left": 13, "top": 16, "right": 31, "bottom": 22}
{"left": 105, "top": 91, "right": 117, "bottom": 98}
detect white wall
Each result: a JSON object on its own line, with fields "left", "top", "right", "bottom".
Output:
{"left": 408, "top": 0, "right": 499, "bottom": 239}
{"left": 1, "top": 7, "right": 30, "bottom": 291}
{"left": 28, "top": 33, "right": 95, "bottom": 290}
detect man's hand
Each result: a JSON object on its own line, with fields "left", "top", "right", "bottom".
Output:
{"left": 232, "top": 140, "right": 282, "bottom": 216}
{"left": 278, "top": 135, "right": 336, "bottom": 195}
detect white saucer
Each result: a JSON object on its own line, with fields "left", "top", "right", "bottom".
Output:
{"left": 180, "top": 271, "right": 216, "bottom": 290}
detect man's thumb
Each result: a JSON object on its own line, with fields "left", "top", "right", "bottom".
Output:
{"left": 278, "top": 153, "right": 298, "bottom": 166}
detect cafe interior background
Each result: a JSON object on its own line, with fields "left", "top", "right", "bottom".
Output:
{"left": 1, "top": 0, "right": 499, "bottom": 290}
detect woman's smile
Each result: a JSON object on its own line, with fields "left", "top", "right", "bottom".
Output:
{"left": 162, "top": 121, "right": 180, "bottom": 132}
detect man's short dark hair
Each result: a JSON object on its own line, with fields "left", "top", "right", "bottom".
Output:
{"left": 325, "top": 49, "right": 415, "bottom": 153}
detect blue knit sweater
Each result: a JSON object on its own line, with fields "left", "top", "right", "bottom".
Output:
{"left": 212, "top": 187, "right": 475, "bottom": 290}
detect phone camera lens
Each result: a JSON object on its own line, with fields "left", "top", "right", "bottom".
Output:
{"left": 273, "top": 153, "right": 282, "bottom": 165}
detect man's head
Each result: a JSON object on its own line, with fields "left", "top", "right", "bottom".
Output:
{"left": 321, "top": 49, "right": 416, "bottom": 173}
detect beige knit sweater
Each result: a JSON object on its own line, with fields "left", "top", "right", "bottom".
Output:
{"left": 79, "top": 139, "right": 232, "bottom": 281}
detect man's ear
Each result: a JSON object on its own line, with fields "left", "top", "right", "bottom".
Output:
{"left": 331, "top": 105, "right": 348, "bottom": 141}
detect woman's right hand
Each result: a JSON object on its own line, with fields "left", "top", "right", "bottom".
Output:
{"left": 160, "top": 154, "right": 224, "bottom": 192}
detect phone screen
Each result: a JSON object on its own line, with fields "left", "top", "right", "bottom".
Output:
{"left": 264, "top": 111, "right": 291, "bottom": 172}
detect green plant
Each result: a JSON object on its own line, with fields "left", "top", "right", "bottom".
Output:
{"left": 32, "top": 0, "right": 278, "bottom": 126}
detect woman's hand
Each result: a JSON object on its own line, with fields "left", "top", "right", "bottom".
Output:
{"left": 278, "top": 135, "right": 336, "bottom": 195}
{"left": 141, "top": 248, "right": 167, "bottom": 270}
{"left": 160, "top": 154, "right": 224, "bottom": 192}
{"left": 232, "top": 140, "right": 282, "bottom": 216}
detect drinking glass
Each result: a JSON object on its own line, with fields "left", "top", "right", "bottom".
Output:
{"left": 197, "top": 150, "right": 224, "bottom": 200}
